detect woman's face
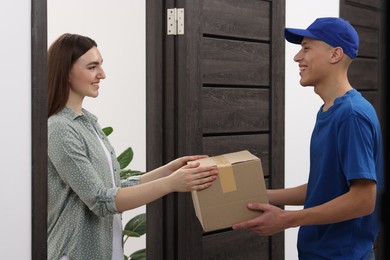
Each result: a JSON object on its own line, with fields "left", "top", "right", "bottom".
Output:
{"left": 68, "top": 46, "right": 106, "bottom": 99}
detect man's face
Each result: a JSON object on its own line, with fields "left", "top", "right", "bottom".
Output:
{"left": 293, "top": 37, "right": 334, "bottom": 87}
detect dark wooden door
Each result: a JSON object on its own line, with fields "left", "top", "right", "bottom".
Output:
{"left": 146, "top": 0, "right": 285, "bottom": 259}
{"left": 340, "top": 0, "right": 385, "bottom": 118}
{"left": 339, "top": 0, "right": 385, "bottom": 259}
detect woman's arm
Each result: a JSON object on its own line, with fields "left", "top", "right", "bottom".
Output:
{"left": 139, "top": 155, "right": 208, "bottom": 184}
{"left": 115, "top": 162, "right": 217, "bottom": 212}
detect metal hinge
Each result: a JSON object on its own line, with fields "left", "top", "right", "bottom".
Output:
{"left": 167, "top": 8, "right": 184, "bottom": 35}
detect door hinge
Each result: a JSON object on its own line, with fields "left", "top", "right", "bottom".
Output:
{"left": 167, "top": 8, "right": 184, "bottom": 35}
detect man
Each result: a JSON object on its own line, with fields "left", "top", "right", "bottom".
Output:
{"left": 233, "top": 17, "right": 383, "bottom": 259}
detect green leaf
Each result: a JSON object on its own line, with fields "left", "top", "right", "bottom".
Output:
{"left": 123, "top": 230, "right": 141, "bottom": 237}
{"left": 117, "top": 147, "right": 134, "bottom": 169}
{"left": 124, "top": 213, "right": 146, "bottom": 237}
{"left": 130, "top": 248, "right": 146, "bottom": 260}
{"left": 102, "top": 126, "right": 113, "bottom": 136}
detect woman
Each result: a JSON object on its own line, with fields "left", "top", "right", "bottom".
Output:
{"left": 47, "top": 33, "right": 218, "bottom": 260}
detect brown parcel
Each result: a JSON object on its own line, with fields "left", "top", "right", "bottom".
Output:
{"left": 191, "top": 150, "right": 268, "bottom": 232}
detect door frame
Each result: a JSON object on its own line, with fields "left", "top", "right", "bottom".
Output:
{"left": 31, "top": 0, "right": 48, "bottom": 259}
{"left": 145, "top": 0, "right": 178, "bottom": 258}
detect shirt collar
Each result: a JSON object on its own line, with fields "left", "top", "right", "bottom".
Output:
{"left": 58, "top": 106, "right": 98, "bottom": 122}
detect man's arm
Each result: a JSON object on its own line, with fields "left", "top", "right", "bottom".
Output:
{"left": 267, "top": 183, "right": 307, "bottom": 206}
{"left": 287, "top": 179, "right": 376, "bottom": 227}
{"left": 233, "top": 179, "right": 376, "bottom": 236}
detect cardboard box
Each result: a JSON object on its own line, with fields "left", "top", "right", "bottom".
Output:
{"left": 191, "top": 150, "right": 268, "bottom": 232}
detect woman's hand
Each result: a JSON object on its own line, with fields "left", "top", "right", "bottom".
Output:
{"left": 162, "top": 155, "right": 209, "bottom": 177}
{"left": 116, "top": 161, "right": 218, "bottom": 212}
{"left": 167, "top": 161, "right": 218, "bottom": 192}
{"left": 140, "top": 155, "right": 210, "bottom": 184}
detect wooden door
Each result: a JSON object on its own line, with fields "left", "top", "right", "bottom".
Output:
{"left": 339, "top": 0, "right": 385, "bottom": 259}
{"left": 146, "top": 0, "right": 285, "bottom": 259}
{"left": 340, "top": 0, "right": 385, "bottom": 119}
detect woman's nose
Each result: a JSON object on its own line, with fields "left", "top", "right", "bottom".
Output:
{"left": 98, "top": 68, "right": 106, "bottom": 79}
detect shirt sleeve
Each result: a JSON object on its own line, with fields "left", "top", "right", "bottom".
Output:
{"left": 338, "top": 114, "right": 377, "bottom": 183}
{"left": 120, "top": 175, "right": 142, "bottom": 187}
{"left": 48, "top": 121, "right": 120, "bottom": 216}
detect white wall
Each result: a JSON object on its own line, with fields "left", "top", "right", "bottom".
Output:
{"left": 0, "top": 0, "right": 32, "bottom": 259}
{"left": 47, "top": 0, "right": 146, "bottom": 256}
{"left": 284, "top": 1, "right": 339, "bottom": 259}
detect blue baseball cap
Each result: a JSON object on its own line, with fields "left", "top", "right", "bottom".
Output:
{"left": 284, "top": 17, "right": 359, "bottom": 59}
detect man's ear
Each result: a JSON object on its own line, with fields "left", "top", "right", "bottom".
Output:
{"left": 330, "top": 47, "right": 344, "bottom": 64}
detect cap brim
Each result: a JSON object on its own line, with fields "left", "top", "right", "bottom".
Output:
{"left": 284, "top": 28, "right": 317, "bottom": 44}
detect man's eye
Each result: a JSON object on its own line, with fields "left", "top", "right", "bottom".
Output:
{"left": 88, "top": 66, "right": 96, "bottom": 70}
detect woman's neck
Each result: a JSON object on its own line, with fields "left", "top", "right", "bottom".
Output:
{"left": 66, "top": 97, "right": 84, "bottom": 115}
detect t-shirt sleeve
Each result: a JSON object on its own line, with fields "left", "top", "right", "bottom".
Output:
{"left": 337, "top": 114, "right": 377, "bottom": 183}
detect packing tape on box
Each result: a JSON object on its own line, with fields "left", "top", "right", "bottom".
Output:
{"left": 212, "top": 155, "right": 237, "bottom": 193}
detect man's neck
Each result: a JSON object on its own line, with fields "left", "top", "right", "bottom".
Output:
{"left": 316, "top": 84, "right": 353, "bottom": 112}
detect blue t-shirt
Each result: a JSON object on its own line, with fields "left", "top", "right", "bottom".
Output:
{"left": 297, "top": 89, "right": 383, "bottom": 260}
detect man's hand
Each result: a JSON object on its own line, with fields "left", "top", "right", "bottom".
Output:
{"left": 232, "top": 203, "right": 289, "bottom": 236}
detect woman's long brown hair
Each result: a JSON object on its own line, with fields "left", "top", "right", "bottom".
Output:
{"left": 48, "top": 33, "right": 97, "bottom": 117}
